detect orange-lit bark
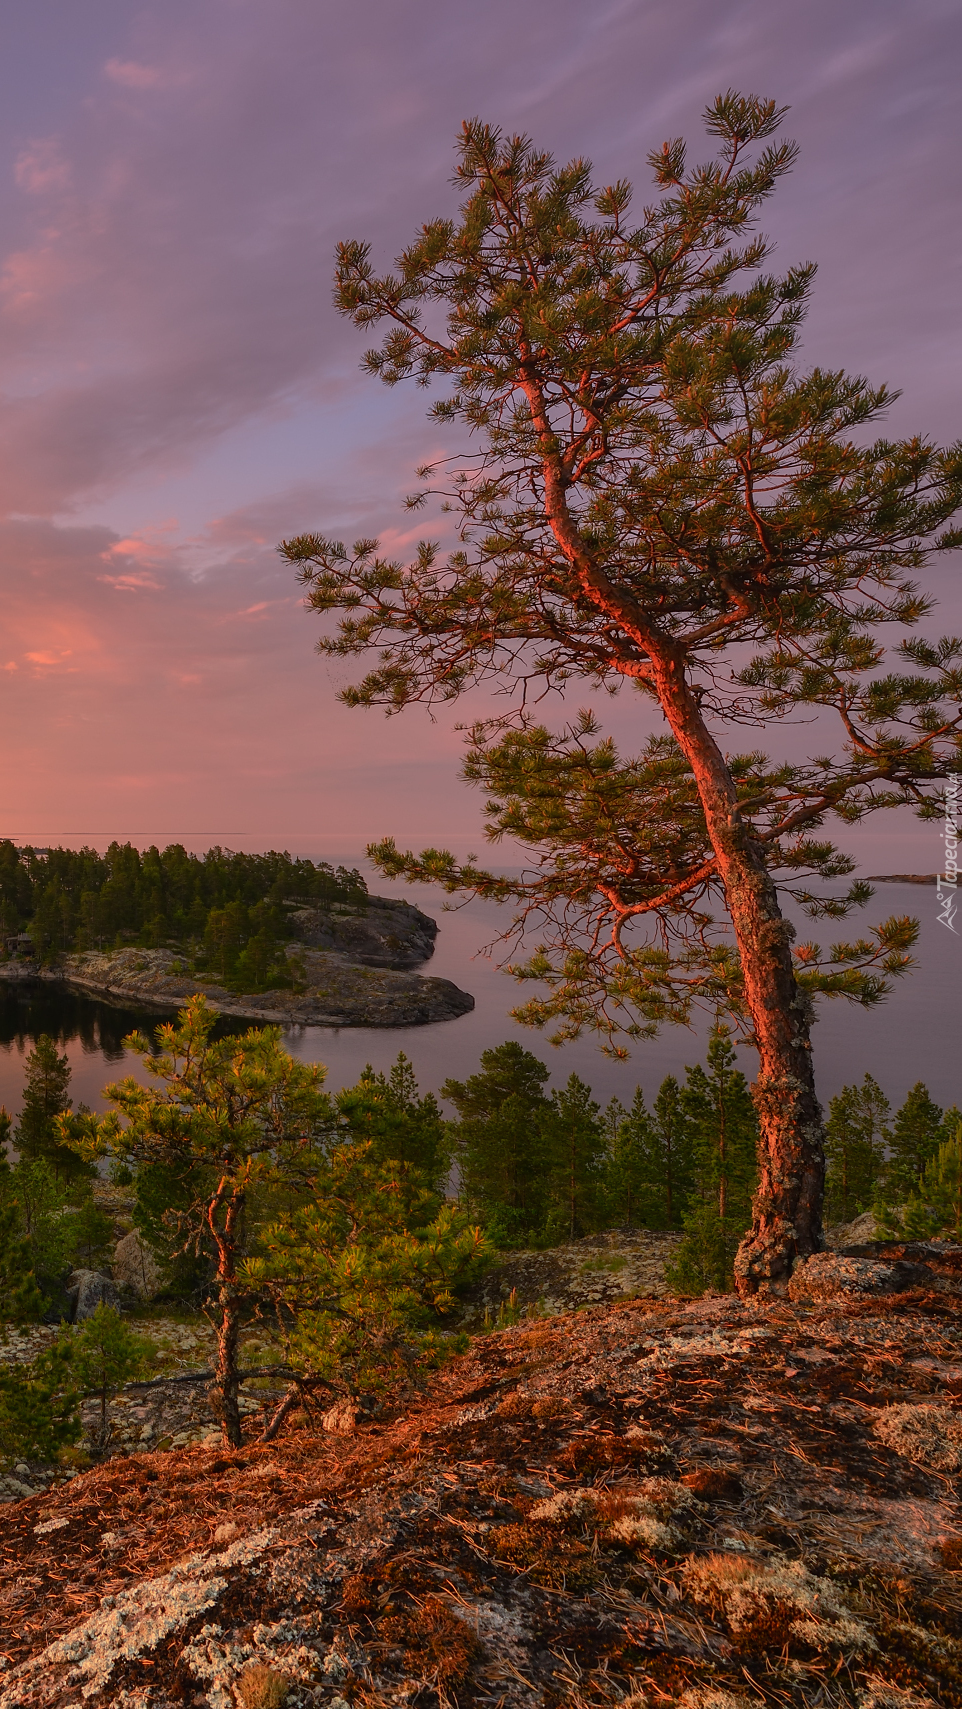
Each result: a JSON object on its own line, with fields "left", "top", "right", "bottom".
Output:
{"left": 207, "top": 1181, "right": 244, "bottom": 1447}
{"left": 530, "top": 402, "right": 825, "bottom": 1291}
{"left": 649, "top": 650, "right": 825, "bottom": 1292}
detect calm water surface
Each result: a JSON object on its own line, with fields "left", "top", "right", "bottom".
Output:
{"left": 0, "top": 878, "right": 958, "bottom": 1121}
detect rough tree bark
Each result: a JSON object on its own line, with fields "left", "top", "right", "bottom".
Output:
{"left": 652, "top": 654, "right": 825, "bottom": 1291}
{"left": 208, "top": 1182, "right": 244, "bottom": 1448}
{"left": 532, "top": 400, "right": 825, "bottom": 1292}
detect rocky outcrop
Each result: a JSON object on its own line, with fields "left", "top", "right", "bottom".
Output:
{"left": 0, "top": 924, "right": 474, "bottom": 1029}
{"left": 788, "top": 1241, "right": 962, "bottom": 1301}
{"left": 6, "top": 1277, "right": 962, "bottom": 1706}
{"left": 284, "top": 896, "right": 437, "bottom": 968}
{"left": 458, "top": 1227, "right": 683, "bottom": 1324}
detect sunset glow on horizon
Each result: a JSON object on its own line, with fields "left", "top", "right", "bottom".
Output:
{"left": 1, "top": 0, "right": 958, "bottom": 870}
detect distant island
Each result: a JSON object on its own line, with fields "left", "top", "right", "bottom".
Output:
{"left": 866, "top": 873, "right": 940, "bottom": 885}
{"left": 0, "top": 841, "right": 473, "bottom": 1027}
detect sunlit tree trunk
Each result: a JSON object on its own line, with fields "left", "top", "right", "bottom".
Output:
{"left": 653, "top": 654, "right": 825, "bottom": 1291}
{"left": 207, "top": 1184, "right": 244, "bottom": 1448}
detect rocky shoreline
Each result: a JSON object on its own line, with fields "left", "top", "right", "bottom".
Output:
{"left": 0, "top": 896, "right": 475, "bottom": 1028}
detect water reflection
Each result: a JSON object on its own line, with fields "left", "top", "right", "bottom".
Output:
{"left": 0, "top": 983, "right": 254, "bottom": 1119}
{"left": 0, "top": 982, "right": 158, "bottom": 1060}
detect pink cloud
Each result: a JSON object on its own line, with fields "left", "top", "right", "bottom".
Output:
{"left": 103, "top": 59, "right": 180, "bottom": 91}
{"left": 25, "top": 649, "right": 73, "bottom": 668}
{"left": 0, "top": 0, "right": 955, "bottom": 887}
{"left": 98, "top": 572, "right": 163, "bottom": 591}
{"left": 14, "top": 138, "right": 72, "bottom": 196}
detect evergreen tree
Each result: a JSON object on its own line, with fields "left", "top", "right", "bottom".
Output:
{"left": 65, "top": 1304, "right": 155, "bottom": 1449}
{"left": 338, "top": 1053, "right": 451, "bottom": 1195}
{"left": 289, "top": 98, "right": 962, "bottom": 1293}
{"left": 0, "top": 1147, "right": 45, "bottom": 1323}
{"left": 605, "top": 1078, "right": 694, "bottom": 1229}
{"left": 605, "top": 1088, "right": 654, "bottom": 1228}
{"left": 880, "top": 1083, "right": 945, "bottom": 1211}
{"left": 15, "top": 1035, "right": 88, "bottom": 1180}
{"left": 0, "top": 1339, "right": 80, "bottom": 1468}
{"left": 823, "top": 1074, "right": 889, "bottom": 1224}
{"left": 666, "top": 1026, "right": 758, "bottom": 1294}
{"left": 544, "top": 1073, "right": 607, "bottom": 1239}
{"left": 681, "top": 1026, "right": 758, "bottom": 1228}
{"left": 443, "top": 1042, "right": 552, "bottom": 1243}
{"left": 901, "top": 1120, "right": 962, "bottom": 1241}
{"left": 8, "top": 1159, "right": 82, "bottom": 1291}
{"left": 67, "top": 997, "right": 333, "bottom": 1447}
{"left": 246, "top": 1144, "right": 488, "bottom": 1403}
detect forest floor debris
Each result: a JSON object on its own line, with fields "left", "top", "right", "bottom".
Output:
{"left": 4, "top": 1274, "right": 962, "bottom": 1705}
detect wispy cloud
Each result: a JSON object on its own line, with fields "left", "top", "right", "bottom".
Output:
{"left": 14, "top": 137, "right": 72, "bottom": 195}
{"left": 0, "top": 0, "right": 956, "bottom": 855}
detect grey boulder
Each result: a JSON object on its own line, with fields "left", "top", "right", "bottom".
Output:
{"left": 66, "top": 1269, "right": 121, "bottom": 1321}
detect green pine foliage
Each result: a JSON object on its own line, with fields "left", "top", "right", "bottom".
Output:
{"left": 0, "top": 1143, "right": 45, "bottom": 1324}
{"left": 245, "top": 1144, "right": 488, "bottom": 1399}
{"left": 285, "top": 96, "right": 962, "bottom": 1290}
{"left": 67, "top": 996, "right": 334, "bottom": 1446}
{"left": 0, "top": 1338, "right": 80, "bottom": 1468}
{"left": 443, "top": 1042, "right": 554, "bottom": 1245}
{"left": 336, "top": 1053, "right": 451, "bottom": 1196}
{"left": 2, "top": 1157, "right": 111, "bottom": 1303}
{"left": 62, "top": 1304, "right": 155, "bottom": 1448}
{"left": 875, "top": 1082, "right": 946, "bottom": 1223}
{"left": 0, "top": 839, "right": 366, "bottom": 975}
{"left": 666, "top": 1026, "right": 759, "bottom": 1295}
{"left": 605, "top": 1078, "right": 695, "bottom": 1229}
{"left": 901, "top": 1121, "right": 962, "bottom": 1241}
{"left": 15, "top": 1034, "right": 90, "bottom": 1181}
{"left": 543, "top": 1073, "right": 607, "bottom": 1240}
{"left": 823, "top": 1075, "right": 889, "bottom": 1224}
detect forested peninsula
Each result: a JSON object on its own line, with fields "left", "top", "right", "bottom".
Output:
{"left": 0, "top": 841, "right": 473, "bottom": 1026}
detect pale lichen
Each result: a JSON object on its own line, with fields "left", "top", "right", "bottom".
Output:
{"left": 684, "top": 1553, "right": 876, "bottom": 1652}
{"left": 873, "top": 1404, "right": 962, "bottom": 1472}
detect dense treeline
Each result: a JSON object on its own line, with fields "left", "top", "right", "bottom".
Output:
{"left": 2, "top": 1015, "right": 960, "bottom": 1330}
{"left": 0, "top": 841, "right": 367, "bottom": 986}
{"left": 443, "top": 1024, "right": 760, "bottom": 1292}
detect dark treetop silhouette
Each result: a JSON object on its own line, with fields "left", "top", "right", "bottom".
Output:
{"left": 283, "top": 95, "right": 962, "bottom": 1292}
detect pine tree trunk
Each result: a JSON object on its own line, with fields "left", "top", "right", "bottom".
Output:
{"left": 532, "top": 421, "right": 825, "bottom": 1292}
{"left": 652, "top": 653, "right": 826, "bottom": 1294}
{"left": 208, "top": 1185, "right": 244, "bottom": 1448}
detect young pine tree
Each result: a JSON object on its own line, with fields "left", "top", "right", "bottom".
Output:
{"left": 878, "top": 1083, "right": 945, "bottom": 1218}
{"left": 66, "top": 997, "right": 333, "bottom": 1448}
{"left": 823, "top": 1075, "right": 889, "bottom": 1224}
{"left": 605, "top": 1079, "right": 694, "bottom": 1229}
{"left": 0, "top": 1338, "right": 79, "bottom": 1468}
{"left": 245, "top": 1144, "right": 488, "bottom": 1405}
{"left": 443, "top": 1042, "right": 552, "bottom": 1244}
{"left": 16, "top": 1035, "right": 87, "bottom": 1180}
{"left": 543, "top": 1073, "right": 607, "bottom": 1239}
{"left": 0, "top": 1144, "right": 45, "bottom": 1323}
{"left": 65, "top": 1303, "right": 155, "bottom": 1449}
{"left": 901, "top": 1121, "right": 962, "bottom": 1241}
{"left": 667, "top": 1027, "right": 758, "bottom": 1294}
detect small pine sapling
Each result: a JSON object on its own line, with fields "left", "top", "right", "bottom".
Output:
{"left": 67, "top": 1303, "right": 155, "bottom": 1449}
{"left": 0, "top": 1338, "right": 80, "bottom": 1468}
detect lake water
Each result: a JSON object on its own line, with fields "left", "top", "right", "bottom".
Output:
{"left": 0, "top": 877, "right": 958, "bottom": 1123}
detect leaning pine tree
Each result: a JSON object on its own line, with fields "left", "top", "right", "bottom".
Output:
{"left": 283, "top": 96, "right": 962, "bottom": 1292}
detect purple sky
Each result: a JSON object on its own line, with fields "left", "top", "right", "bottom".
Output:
{"left": 0, "top": 0, "right": 959, "bottom": 866}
